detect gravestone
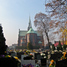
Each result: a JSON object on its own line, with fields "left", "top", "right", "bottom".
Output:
{"left": 23, "top": 55, "right": 32, "bottom": 60}
{"left": 56, "top": 59, "right": 67, "bottom": 67}
{"left": 21, "top": 55, "right": 28, "bottom": 60}
{"left": 21, "top": 55, "right": 35, "bottom": 67}
{"left": 21, "top": 60, "right": 35, "bottom": 67}
{"left": 34, "top": 53, "right": 41, "bottom": 60}
{"left": 37, "top": 60, "right": 41, "bottom": 65}
{"left": 17, "top": 52, "right": 24, "bottom": 59}
{"left": 41, "top": 58, "right": 46, "bottom": 66}
{"left": 50, "top": 52, "right": 63, "bottom": 61}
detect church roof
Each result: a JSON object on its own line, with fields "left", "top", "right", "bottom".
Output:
{"left": 27, "top": 28, "right": 36, "bottom": 34}
{"left": 19, "top": 30, "right": 42, "bottom": 36}
{"left": 19, "top": 16, "right": 42, "bottom": 36}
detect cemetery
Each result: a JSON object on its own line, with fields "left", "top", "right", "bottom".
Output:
{"left": 4, "top": 48, "right": 67, "bottom": 67}
{"left": 0, "top": 0, "right": 67, "bottom": 67}
{"left": 0, "top": 23, "right": 67, "bottom": 67}
{"left": 1, "top": 45, "right": 67, "bottom": 67}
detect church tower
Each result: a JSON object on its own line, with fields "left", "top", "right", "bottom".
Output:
{"left": 28, "top": 16, "right": 32, "bottom": 30}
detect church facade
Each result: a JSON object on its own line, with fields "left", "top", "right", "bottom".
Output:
{"left": 18, "top": 17, "right": 44, "bottom": 47}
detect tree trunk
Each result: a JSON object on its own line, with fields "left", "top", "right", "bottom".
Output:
{"left": 45, "top": 29, "right": 51, "bottom": 59}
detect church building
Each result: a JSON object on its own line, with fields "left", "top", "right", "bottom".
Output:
{"left": 18, "top": 17, "right": 44, "bottom": 47}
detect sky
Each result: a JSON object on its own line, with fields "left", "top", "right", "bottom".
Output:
{"left": 0, "top": 0, "right": 46, "bottom": 46}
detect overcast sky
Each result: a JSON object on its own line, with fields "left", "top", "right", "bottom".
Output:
{"left": 0, "top": 0, "right": 46, "bottom": 46}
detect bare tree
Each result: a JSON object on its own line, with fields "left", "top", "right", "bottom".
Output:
{"left": 34, "top": 12, "right": 53, "bottom": 53}
{"left": 45, "top": 0, "right": 67, "bottom": 20}
{"left": 45, "top": 0, "right": 67, "bottom": 28}
{"left": 45, "top": 0, "right": 67, "bottom": 41}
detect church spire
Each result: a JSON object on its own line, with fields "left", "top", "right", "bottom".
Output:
{"left": 28, "top": 16, "right": 32, "bottom": 30}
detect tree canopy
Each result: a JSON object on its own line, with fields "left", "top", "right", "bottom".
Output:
{"left": 34, "top": 12, "right": 53, "bottom": 53}
{"left": 0, "top": 25, "right": 7, "bottom": 55}
{"left": 45, "top": 0, "right": 67, "bottom": 43}
{"left": 45, "top": 0, "right": 67, "bottom": 21}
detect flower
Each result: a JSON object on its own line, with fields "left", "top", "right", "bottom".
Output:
{"left": 49, "top": 60, "right": 55, "bottom": 67}
{"left": 8, "top": 55, "right": 11, "bottom": 57}
{"left": 22, "top": 64, "right": 26, "bottom": 67}
{"left": 60, "top": 52, "right": 67, "bottom": 60}
{"left": 14, "top": 56, "right": 19, "bottom": 60}
{"left": 51, "top": 60, "right": 54, "bottom": 63}
{"left": 5, "top": 55, "right": 11, "bottom": 57}
{"left": 30, "top": 54, "right": 33, "bottom": 55}
{"left": 63, "top": 52, "right": 66, "bottom": 56}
